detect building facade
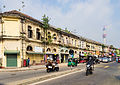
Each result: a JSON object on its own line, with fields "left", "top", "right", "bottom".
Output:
{"left": 0, "top": 10, "right": 110, "bottom": 67}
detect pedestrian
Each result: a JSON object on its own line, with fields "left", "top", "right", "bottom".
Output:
{"left": 27, "top": 58, "right": 30, "bottom": 67}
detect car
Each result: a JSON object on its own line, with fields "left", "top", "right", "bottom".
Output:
{"left": 102, "top": 57, "right": 109, "bottom": 63}
{"left": 98, "top": 57, "right": 103, "bottom": 62}
{"left": 108, "top": 57, "right": 112, "bottom": 62}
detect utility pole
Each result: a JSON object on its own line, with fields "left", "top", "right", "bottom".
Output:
{"left": 103, "top": 26, "right": 107, "bottom": 45}
{"left": 0, "top": 4, "right": 5, "bottom": 67}
{"left": 20, "top": 1, "right": 25, "bottom": 67}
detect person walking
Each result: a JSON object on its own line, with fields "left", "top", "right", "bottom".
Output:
{"left": 27, "top": 58, "right": 30, "bottom": 67}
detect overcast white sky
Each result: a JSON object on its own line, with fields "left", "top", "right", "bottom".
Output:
{"left": 1, "top": 0, "right": 120, "bottom": 48}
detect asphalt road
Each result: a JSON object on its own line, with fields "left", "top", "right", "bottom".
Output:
{"left": 0, "top": 64, "right": 84, "bottom": 84}
{"left": 37, "top": 62, "right": 120, "bottom": 85}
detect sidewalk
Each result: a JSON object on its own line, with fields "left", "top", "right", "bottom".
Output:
{"left": 0, "top": 63, "right": 68, "bottom": 72}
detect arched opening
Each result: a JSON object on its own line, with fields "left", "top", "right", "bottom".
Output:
{"left": 46, "top": 48, "right": 51, "bottom": 52}
{"left": 65, "top": 50, "right": 68, "bottom": 53}
{"left": 53, "top": 34, "right": 57, "bottom": 40}
{"left": 61, "top": 49, "right": 64, "bottom": 52}
{"left": 28, "top": 26, "right": 32, "bottom": 38}
{"left": 75, "top": 51, "right": 77, "bottom": 54}
{"left": 27, "top": 46, "right": 33, "bottom": 51}
{"left": 53, "top": 49, "right": 56, "bottom": 52}
{"left": 36, "top": 28, "right": 41, "bottom": 40}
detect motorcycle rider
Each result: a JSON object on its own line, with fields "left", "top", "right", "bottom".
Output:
{"left": 46, "top": 60, "right": 53, "bottom": 68}
{"left": 86, "top": 55, "right": 95, "bottom": 70}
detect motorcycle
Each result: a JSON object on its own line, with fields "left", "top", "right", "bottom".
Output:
{"left": 86, "top": 64, "right": 93, "bottom": 76}
{"left": 46, "top": 62, "right": 59, "bottom": 73}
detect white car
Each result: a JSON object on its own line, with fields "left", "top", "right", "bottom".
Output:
{"left": 102, "top": 57, "right": 109, "bottom": 63}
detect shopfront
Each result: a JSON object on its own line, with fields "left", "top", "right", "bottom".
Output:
{"left": 4, "top": 50, "right": 20, "bottom": 67}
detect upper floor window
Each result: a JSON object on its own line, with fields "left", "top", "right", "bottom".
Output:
{"left": 27, "top": 46, "right": 33, "bottom": 51}
{"left": 61, "top": 36, "right": 64, "bottom": 43}
{"left": 66, "top": 37, "right": 68, "bottom": 44}
{"left": 75, "top": 40, "right": 76, "bottom": 46}
{"left": 48, "top": 32, "right": 51, "bottom": 34}
{"left": 53, "top": 34, "right": 57, "bottom": 41}
{"left": 28, "top": 26, "right": 32, "bottom": 38}
{"left": 72, "top": 39, "right": 73, "bottom": 45}
{"left": 47, "top": 32, "right": 51, "bottom": 39}
{"left": 36, "top": 28, "right": 40, "bottom": 40}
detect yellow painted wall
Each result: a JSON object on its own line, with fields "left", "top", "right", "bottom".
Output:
{"left": 17, "top": 55, "right": 21, "bottom": 67}
{"left": 2, "top": 55, "right": 6, "bottom": 67}
{"left": 3, "top": 18, "right": 20, "bottom": 36}
{"left": 4, "top": 40, "right": 21, "bottom": 51}
{"left": 26, "top": 54, "right": 44, "bottom": 64}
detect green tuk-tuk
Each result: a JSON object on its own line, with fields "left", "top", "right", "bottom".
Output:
{"left": 68, "top": 58, "right": 78, "bottom": 67}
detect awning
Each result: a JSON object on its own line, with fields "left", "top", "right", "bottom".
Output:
{"left": 4, "top": 50, "right": 20, "bottom": 54}
{"left": 26, "top": 51, "right": 43, "bottom": 54}
{"left": 61, "top": 53, "right": 69, "bottom": 55}
{"left": 26, "top": 51, "right": 58, "bottom": 55}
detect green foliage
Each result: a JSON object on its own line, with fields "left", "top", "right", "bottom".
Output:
{"left": 42, "top": 14, "right": 50, "bottom": 29}
{"left": 110, "top": 45, "right": 114, "bottom": 49}
{"left": 47, "top": 38, "right": 53, "bottom": 44}
{"left": 57, "top": 28, "right": 62, "bottom": 30}
{"left": 64, "top": 28, "right": 71, "bottom": 33}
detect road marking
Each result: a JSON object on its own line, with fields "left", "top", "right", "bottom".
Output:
{"left": 104, "top": 66, "right": 109, "bottom": 68}
{"left": 96, "top": 65, "right": 104, "bottom": 67}
{"left": 29, "top": 69, "right": 85, "bottom": 85}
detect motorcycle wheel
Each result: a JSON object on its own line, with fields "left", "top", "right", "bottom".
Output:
{"left": 86, "top": 70, "right": 88, "bottom": 76}
{"left": 56, "top": 67, "right": 59, "bottom": 71}
{"left": 47, "top": 69, "right": 50, "bottom": 73}
{"left": 90, "top": 71, "right": 93, "bottom": 74}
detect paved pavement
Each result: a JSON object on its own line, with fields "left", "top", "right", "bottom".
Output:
{"left": 34, "top": 62, "right": 120, "bottom": 85}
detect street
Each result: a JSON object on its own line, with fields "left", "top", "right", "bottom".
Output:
{"left": 33, "top": 62, "right": 120, "bottom": 85}
{"left": 0, "top": 64, "right": 84, "bottom": 84}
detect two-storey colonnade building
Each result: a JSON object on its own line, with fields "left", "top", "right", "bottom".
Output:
{"left": 0, "top": 10, "right": 109, "bottom": 67}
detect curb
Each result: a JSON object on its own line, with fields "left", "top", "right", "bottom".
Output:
{"left": 0, "top": 67, "right": 46, "bottom": 72}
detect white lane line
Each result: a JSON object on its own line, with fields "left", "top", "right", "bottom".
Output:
{"left": 29, "top": 69, "right": 85, "bottom": 85}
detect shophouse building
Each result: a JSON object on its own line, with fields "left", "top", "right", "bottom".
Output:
{"left": 0, "top": 10, "right": 109, "bottom": 67}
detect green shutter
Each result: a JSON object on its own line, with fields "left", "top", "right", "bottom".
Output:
{"left": 7, "top": 54, "right": 17, "bottom": 67}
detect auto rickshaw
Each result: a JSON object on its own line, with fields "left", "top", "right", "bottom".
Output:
{"left": 68, "top": 58, "right": 78, "bottom": 67}
{"left": 118, "top": 57, "right": 120, "bottom": 63}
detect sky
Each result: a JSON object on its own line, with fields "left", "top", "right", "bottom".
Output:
{"left": 0, "top": 0, "right": 120, "bottom": 48}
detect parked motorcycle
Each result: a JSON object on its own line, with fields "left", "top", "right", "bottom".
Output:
{"left": 86, "top": 64, "right": 93, "bottom": 76}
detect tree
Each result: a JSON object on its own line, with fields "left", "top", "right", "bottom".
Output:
{"left": 110, "top": 45, "right": 114, "bottom": 49}
{"left": 41, "top": 14, "right": 50, "bottom": 63}
{"left": 64, "top": 28, "right": 71, "bottom": 33}
{"left": 102, "top": 44, "right": 105, "bottom": 52}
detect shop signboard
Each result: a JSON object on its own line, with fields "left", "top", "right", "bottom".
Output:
{"left": 34, "top": 46, "right": 43, "bottom": 52}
